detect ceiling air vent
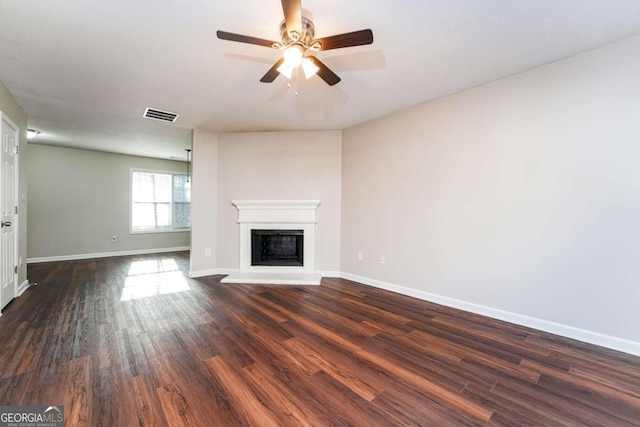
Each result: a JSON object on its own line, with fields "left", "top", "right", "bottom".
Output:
{"left": 143, "top": 107, "right": 179, "bottom": 123}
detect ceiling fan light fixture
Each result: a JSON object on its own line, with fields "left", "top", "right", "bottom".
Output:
{"left": 301, "top": 57, "right": 319, "bottom": 79}
{"left": 277, "top": 62, "right": 295, "bottom": 79}
{"left": 217, "top": 0, "right": 374, "bottom": 86}
{"left": 282, "top": 44, "right": 304, "bottom": 67}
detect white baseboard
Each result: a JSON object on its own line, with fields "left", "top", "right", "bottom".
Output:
{"left": 341, "top": 272, "right": 640, "bottom": 357}
{"left": 27, "top": 247, "right": 190, "bottom": 264}
{"left": 17, "top": 280, "right": 29, "bottom": 296}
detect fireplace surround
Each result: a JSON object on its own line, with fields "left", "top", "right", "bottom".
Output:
{"left": 220, "top": 200, "right": 321, "bottom": 285}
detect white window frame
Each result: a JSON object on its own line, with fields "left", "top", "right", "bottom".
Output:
{"left": 129, "top": 168, "right": 191, "bottom": 234}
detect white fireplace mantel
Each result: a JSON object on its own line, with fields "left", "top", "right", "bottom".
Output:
{"left": 233, "top": 200, "right": 320, "bottom": 225}
{"left": 220, "top": 200, "right": 322, "bottom": 285}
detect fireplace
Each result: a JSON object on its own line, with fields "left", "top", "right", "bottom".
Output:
{"left": 220, "top": 200, "right": 321, "bottom": 284}
{"left": 251, "top": 229, "right": 303, "bottom": 266}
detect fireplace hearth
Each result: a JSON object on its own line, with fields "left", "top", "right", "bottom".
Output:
{"left": 251, "top": 229, "right": 304, "bottom": 266}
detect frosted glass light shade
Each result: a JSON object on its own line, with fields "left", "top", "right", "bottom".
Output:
{"left": 301, "top": 58, "right": 319, "bottom": 79}
{"left": 283, "top": 45, "right": 303, "bottom": 67}
{"left": 277, "top": 62, "right": 295, "bottom": 79}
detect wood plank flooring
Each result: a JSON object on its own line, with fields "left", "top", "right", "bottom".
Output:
{"left": 1, "top": 251, "right": 639, "bottom": 426}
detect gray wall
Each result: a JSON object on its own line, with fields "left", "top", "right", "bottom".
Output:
{"left": 27, "top": 144, "right": 189, "bottom": 259}
{"left": 216, "top": 131, "right": 342, "bottom": 274}
{"left": 0, "top": 80, "right": 28, "bottom": 287}
{"left": 190, "top": 129, "right": 218, "bottom": 275}
{"left": 341, "top": 35, "right": 640, "bottom": 346}
{"left": 189, "top": 130, "right": 342, "bottom": 276}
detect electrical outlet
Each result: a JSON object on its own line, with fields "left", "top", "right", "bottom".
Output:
{"left": 379, "top": 255, "right": 385, "bottom": 265}
{"left": 205, "top": 248, "right": 212, "bottom": 256}
{"left": 357, "top": 251, "right": 363, "bottom": 261}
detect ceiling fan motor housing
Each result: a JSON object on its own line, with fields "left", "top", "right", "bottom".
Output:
{"left": 279, "top": 17, "right": 316, "bottom": 48}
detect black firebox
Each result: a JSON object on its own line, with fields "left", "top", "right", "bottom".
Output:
{"left": 251, "top": 229, "right": 304, "bottom": 266}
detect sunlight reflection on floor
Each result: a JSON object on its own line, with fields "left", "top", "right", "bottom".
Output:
{"left": 120, "top": 258, "right": 190, "bottom": 301}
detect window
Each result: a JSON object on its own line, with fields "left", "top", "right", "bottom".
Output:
{"left": 131, "top": 169, "right": 191, "bottom": 233}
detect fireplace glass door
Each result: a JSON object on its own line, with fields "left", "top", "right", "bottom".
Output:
{"left": 251, "top": 229, "right": 304, "bottom": 266}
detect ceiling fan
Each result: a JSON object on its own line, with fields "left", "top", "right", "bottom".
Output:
{"left": 217, "top": 0, "right": 373, "bottom": 86}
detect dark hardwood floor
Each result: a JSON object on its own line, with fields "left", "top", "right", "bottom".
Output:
{"left": 1, "top": 251, "right": 639, "bottom": 426}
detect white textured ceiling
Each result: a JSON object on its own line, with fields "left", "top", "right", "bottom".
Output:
{"left": 2, "top": 0, "right": 640, "bottom": 160}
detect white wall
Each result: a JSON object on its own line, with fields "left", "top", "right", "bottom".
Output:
{"left": 27, "top": 144, "right": 190, "bottom": 260}
{"left": 190, "top": 129, "right": 218, "bottom": 275}
{"left": 216, "top": 131, "right": 342, "bottom": 273}
{"left": 342, "top": 35, "right": 640, "bottom": 350}
{"left": 0, "top": 80, "right": 28, "bottom": 288}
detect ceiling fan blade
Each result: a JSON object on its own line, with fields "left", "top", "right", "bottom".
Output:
{"left": 260, "top": 57, "right": 285, "bottom": 83}
{"left": 281, "top": 0, "right": 302, "bottom": 36}
{"left": 308, "top": 57, "right": 341, "bottom": 86}
{"left": 217, "top": 30, "right": 277, "bottom": 48}
{"left": 315, "top": 29, "right": 374, "bottom": 51}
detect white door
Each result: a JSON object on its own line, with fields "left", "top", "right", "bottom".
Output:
{"left": 0, "top": 113, "right": 18, "bottom": 311}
